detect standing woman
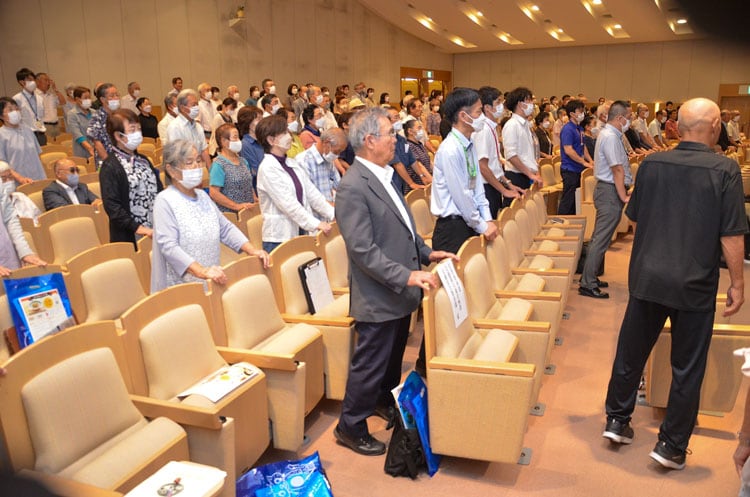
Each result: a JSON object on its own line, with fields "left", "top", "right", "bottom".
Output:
{"left": 403, "top": 119, "right": 433, "bottom": 187}
{"left": 208, "top": 97, "right": 237, "bottom": 157}
{"left": 534, "top": 111, "right": 554, "bottom": 160}
{"left": 151, "top": 139, "right": 268, "bottom": 292}
{"left": 255, "top": 115, "right": 334, "bottom": 253}
{"left": 136, "top": 97, "right": 159, "bottom": 139}
{"left": 100, "top": 109, "right": 162, "bottom": 245}
{"left": 209, "top": 123, "right": 255, "bottom": 213}
{"left": 0, "top": 97, "right": 45, "bottom": 182}
{"left": 67, "top": 86, "right": 96, "bottom": 162}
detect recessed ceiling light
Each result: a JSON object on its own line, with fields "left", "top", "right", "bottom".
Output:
{"left": 592, "top": 0, "right": 602, "bottom": 4}
{"left": 477, "top": 11, "right": 483, "bottom": 16}
{"left": 613, "top": 23, "right": 621, "bottom": 29}
{"left": 676, "top": 18, "right": 687, "bottom": 24}
{"left": 557, "top": 28, "right": 564, "bottom": 32}
{"left": 531, "top": 5, "right": 540, "bottom": 11}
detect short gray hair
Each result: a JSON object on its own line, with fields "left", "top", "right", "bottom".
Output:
{"left": 162, "top": 139, "right": 197, "bottom": 185}
{"left": 321, "top": 128, "right": 347, "bottom": 147}
{"left": 163, "top": 93, "right": 177, "bottom": 109}
{"left": 176, "top": 89, "right": 198, "bottom": 109}
{"left": 348, "top": 107, "right": 388, "bottom": 153}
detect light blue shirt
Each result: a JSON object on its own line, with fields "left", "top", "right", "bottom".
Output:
{"left": 430, "top": 129, "right": 491, "bottom": 234}
{"left": 594, "top": 123, "right": 632, "bottom": 186}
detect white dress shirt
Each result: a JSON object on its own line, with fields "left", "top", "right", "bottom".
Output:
{"left": 502, "top": 113, "right": 538, "bottom": 174}
{"left": 38, "top": 89, "right": 60, "bottom": 123}
{"left": 121, "top": 94, "right": 139, "bottom": 114}
{"left": 158, "top": 113, "right": 175, "bottom": 144}
{"left": 430, "top": 129, "right": 491, "bottom": 234}
{"left": 13, "top": 89, "right": 45, "bottom": 133}
{"left": 167, "top": 114, "right": 207, "bottom": 153}
{"left": 198, "top": 98, "right": 217, "bottom": 132}
{"left": 357, "top": 156, "right": 414, "bottom": 237}
{"left": 472, "top": 113, "right": 506, "bottom": 184}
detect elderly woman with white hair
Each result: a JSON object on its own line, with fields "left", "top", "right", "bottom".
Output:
{"left": 151, "top": 139, "right": 269, "bottom": 292}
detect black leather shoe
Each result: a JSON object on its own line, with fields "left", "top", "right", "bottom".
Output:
{"left": 334, "top": 425, "right": 386, "bottom": 456}
{"left": 373, "top": 404, "right": 396, "bottom": 430}
{"left": 579, "top": 286, "right": 609, "bottom": 299}
{"left": 596, "top": 278, "right": 609, "bottom": 288}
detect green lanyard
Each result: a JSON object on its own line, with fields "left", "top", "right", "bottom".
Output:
{"left": 451, "top": 130, "right": 477, "bottom": 178}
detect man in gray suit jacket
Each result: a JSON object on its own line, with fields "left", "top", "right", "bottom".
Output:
{"left": 42, "top": 158, "right": 100, "bottom": 211}
{"left": 333, "top": 107, "right": 457, "bottom": 456}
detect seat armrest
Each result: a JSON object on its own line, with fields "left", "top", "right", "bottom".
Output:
{"left": 532, "top": 235, "right": 580, "bottom": 243}
{"left": 542, "top": 223, "right": 583, "bottom": 231}
{"left": 281, "top": 313, "right": 355, "bottom": 326}
{"left": 130, "top": 394, "right": 224, "bottom": 429}
{"left": 17, "top": 470, "right": 124, "bottom": 497}
{"left": 428, "top": 357, "right": 535, "bottom": 377}
{"left": 473, "top": 319, "right": 551, "bottom": 333}
{"left": 495, "top": 290, "right": 562, "bottom": 301}
{"left": 511, "top": 267, "right": 570, "bottom": 277}
{"left": 523, "top": 249, "right": 576, "bottom": 257}
{"left": 216, "top": 346, "right": 299, "bottom": 372}
{"left": 705, "top": 323, "right": 750, "bottom": 336}
{"left": 331, "top": 287, "right": 349, "bottom": 295}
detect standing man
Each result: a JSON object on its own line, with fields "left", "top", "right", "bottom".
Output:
{"left": 158, "top": 94, "right": 179, "bottom": 144}
{"left": 35, "top": 73, "right": 65, "bottom": 140}
{"left": 579, "top": 100, "right": 633, "bottom": 299}
{"left": 167, "top": 89, "right": 210, "bottom": 168}
{"left": 168, "top": 77, "right": 183, "bottom": 97}
{"left": 502, "top": 87, "right": 542, "bottom": 189}
{"left": 558, "top": 98, "right": 594, "bottom": 215}
{"left": 13, "top": 68, "right": 46, "bottom": 146}
{"left": 295, "top": 128, "right": 348, "bottom": 202}
{"left": 602, "top": 98, "right": 746, "bottom": 470}
{"left": 473, "top": 86, "right": 523, "bottom": 218}
{"left": 121, "top": 82, "right": 141, "bottom": 114}
{"left": 334, "top": 107, "right": 455, "bottom": 456}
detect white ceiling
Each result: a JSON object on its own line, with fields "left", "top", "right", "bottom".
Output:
{"left": 356, "top": 0, "right": 701, "bottom": 53}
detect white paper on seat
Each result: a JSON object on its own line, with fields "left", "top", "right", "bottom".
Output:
{"left": 177, "top": 362, "right": 260, "bottom": 403}
{"left": 436, "top": 260, "right": 468, "bottom": 328}
{"left": 124, "top": 460, "right": 226, "bottom": 497}
{"left": 298, "top": 257, "right": 335, "bottom": 314}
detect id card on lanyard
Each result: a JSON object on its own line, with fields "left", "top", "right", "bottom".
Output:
{"left": 451, "top": 130, "right": 478, "bottom": 189}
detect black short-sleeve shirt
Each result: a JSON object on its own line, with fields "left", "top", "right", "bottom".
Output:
{"left": 626, "top": 141, "right": 748, "bottom": 311}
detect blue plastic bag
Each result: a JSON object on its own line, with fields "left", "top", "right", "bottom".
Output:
{"left": 398, "top": 371, "right": 441, "bottom": 476}
{"left": 3, "top": 273, "right": 75, "bottom": 349}
{"left": 236, "top": 451, "right": 333, "bottom": 497}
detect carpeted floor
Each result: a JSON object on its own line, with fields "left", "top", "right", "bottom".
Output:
{"left": 254, "top": 232, "right": 748, "bottom": 497}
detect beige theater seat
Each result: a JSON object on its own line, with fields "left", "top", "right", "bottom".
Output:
{"left": 120, "top": 283, "right": 270, "bottom": 480}
{"left": 405, "top": 188, "right": 435, "bottom": 247}
{"left": 423, "top": 269, "right": 537, "bottom": 464}
{"left": 316, "top": 222, "right": 349, "bottom": 293}
{"left": 0, "top": 322, "right": 189, "bottom": 495}
{"left": 500, "top": 218, "right": 575, "bottom": 285}
{"left": 209, "top": 257, "right": 325, "bottom": 452}
{"left": 30, "top": 204, "right": 107, "bottom": 265}
{"left": 455, "top": 239, "right": 558, "bottom": 403}
{"left": 237, "top": 204, "right": 263, "bottom": 247}
{"left": 16, "top": 179, "right": 55, "bottom": 213}
{"left": 645, "top": 321, "right": 750, "bottom": 414}
{"left": 64, "top": 243, "right": 148, "bottom": 324}
{"left": 513, "top": 205, "right": 581, "bottom": 263}
{"left": 269, "top": 236, "right": 356, "bottom": 400}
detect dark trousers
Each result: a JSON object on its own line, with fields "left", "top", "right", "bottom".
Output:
{"left": 605, "top": 296, "right": 714, "bottom": 451}
{"left": 580, "top": 182, "right": 623, "bottom": 289}
{"left": 34, "top": 131, "right": 47, "bottom": 146}
{"left": 484, "top": 184, "right": 503, "bottom": 220}
{"left": 416, "top": 216, "right": 477, "bottom": 372}
{"left": 505, "top": 170, "right": 532, "bottom": 190}
{"left": 339, "top": 315, "right": 412, "bottom": 437}
{"left": 558, "top": 169, "right": 581, "bottom": 215}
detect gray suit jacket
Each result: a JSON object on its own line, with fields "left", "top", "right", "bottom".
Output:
{"left": 335, "top": 159, "right": 432, "bottom": 322}
{"left": 42, "top": 181, "right": 99, "bottom": 211}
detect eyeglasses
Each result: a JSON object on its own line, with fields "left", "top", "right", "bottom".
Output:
{"left": 371, "top": 128, "right": 397, "bottom": 138}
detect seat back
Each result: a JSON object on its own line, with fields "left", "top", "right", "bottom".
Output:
{"left": 316, "top": 223, "right": 349, "bottom": 289}
{"left": 540, "top": 164, "right": 557, "bottom": 188}
{"left": 513, "top": 209, "right": 535, "bottom": 247}
{"left": 78, "top": 172, "right": 101, "bottom": 198}
{"left": 209, "top": 257, "right": 287, "bottom": 349}
{"left": 64, "top": 243, "right": 147, "bottom": 323}
{"left": 36, "top": 204, "right": 104, "bottom": 264}
{"left": 238, "top": 205, "right": 262, "bottom": 245}
{"left": 410, "top": 197, "right": 434, "bottom": 239}
{"left": 119, "top": 283, "right": 225, "bottom": 399}
{"left": 581, "top": 168, "right": 595, "bottom": 203}
{"left": 501, "top": 220, "right": 525, "bottom": 267}
{"left": 485, "top": 235, "right": 513, "bottom": 289}
{"left": 40, "top": 152, "right": 68, "bottom": 178}
{"left": 136, "top": 236, "right": 153, "bottom": 291}
{"left": 0, "top": 322, "right": 134, "bottom": 474}
{"left": 455, "top": 237, "right": 495, "bottom": 319}
{"left": 269, "top": 236, "right": 323, "bottom": 315}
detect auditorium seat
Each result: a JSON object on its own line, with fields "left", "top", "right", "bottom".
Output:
{"left": 32, "top": 204, "right": 105, "bottom": 265}
{"left": 208, "top": 256, "right": 325, "bottom": 451}
{"left": 0, "top": 321, "right": 189, "bottom": 494}
{"left": 16, "top": 179, "right": 54, "bottom": 213}
{"left": 422, "top": 269, "right": 537, "bottom": 464}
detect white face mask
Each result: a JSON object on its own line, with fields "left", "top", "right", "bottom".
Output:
{"left": 269, "top": 85, "right": 277, "bottom": 95}
{"left": 643, "top": 111, "right": 649, "bottom": 119}
{"left": 523, "top": 102, "right": 534, "bottom": 117}
{"left": 621, "top": 118, "right": 631, "bottom": 132}
{"left": 188, "top": 105, "right": 200, "bottom": 119}
{"left": 392, "top": 120, "right": 404, "bottom": 132}
{"left": 314, "top": 117, "right": 326, "bottom": 129}
{"left": 24, "top": 80, "right": 37, "bottom": 93}
{"left": 432, "top": 106, "right": 439, "bottom": 112}
{"left": 291, "top": 88, "right": 298, "bottom": 95}
{"left": 7, "top": 110, "right": 21, "bottom": 126}
{"left": 492, "top": 103, "right": 505, "bottom": 119}
{"left": 575, "top": 112, "right": 585, "bottom": 123}
{"left": 233, "top": 92, "right": 241, "bottom": 100}
{"left": 120, "top": 130, "right": 143, "bottom": 151}
{"left": 274, "top": 133, "right": 292, "bottom": 151}
{"left": 252, "top": 91, "right": 260, "bottom": 99}
{"left": 178, "top": 167, "right": 203, "bottom": 189}
{"left": 464, "top": 112, "right": 484, "bottom": 132}
{"left": 204, "top": 91, "right": 213, "bottom": 100}
{"left": 142, "top": 105, "right": 152, "bottom": 113}
{"left": 415, "top": 129, "right": 425, "bottom": 141}
{"left": 323, "top": 150, "right": 338, "bottom": 162}
{"left": 132, "top": 89, "right": 140, "bottom": 98}
{"left": 81, "top": 99, "right": 92, "bottom": 109}
{"left": 171, "top": 106, "right": 179, "bottom": 116}
{"left": 542, "top": 121, "right": 551, "bottom": 129}
{"left": 228, "top": 139, "right": 243, "bottom": 153}
{"left": 660, "top": 116, "right": 667, "bottom": 124}
{"left": 1, "top": 181, "right": 15, "bottom": 197}
{"left": 271, "top": 103, "right": 281, "bottom": 114}
{"left": 734, "top": 116, "right": 741, "bottom": 123}
{"left": 288, "top": 121, "right": 300, "bottom": 133}
{"left": 315, "top": 95, "right": 324, "bottom": 105}
{"left": 108, "top": 98, "right": 121, "bottom": 111}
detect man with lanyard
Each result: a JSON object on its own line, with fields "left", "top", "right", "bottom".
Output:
{"left": 13, "top": 68, "right": 47, "bottom": 146}
{"left": 415, "top": 87, "right": 497, "bottom": 376}
{"left": 558, "top": 98, "right": 593, "bottom": 215}
{"left": 473, "top": 86, "right": 524, "bottom": 218}
{"left": 579, "top": 100, "right": 633, "bottom": 299}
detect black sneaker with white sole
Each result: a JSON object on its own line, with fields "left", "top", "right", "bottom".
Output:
{"left": 602, "top": 418, "right": 634, "bottom": 444}
{"left": 649, "top": 440, "right": 687, "bottom": 470}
